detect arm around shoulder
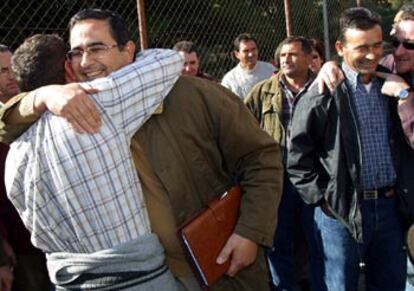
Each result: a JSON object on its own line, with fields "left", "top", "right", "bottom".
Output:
{"left": 0, "top": 92, "right": 41, "bottom": 144}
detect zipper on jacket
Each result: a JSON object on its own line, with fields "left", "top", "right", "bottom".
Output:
{"left": 345, "top": 88, "right": 364, "bottom": 242}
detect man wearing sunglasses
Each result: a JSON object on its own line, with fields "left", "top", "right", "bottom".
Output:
{"left": 295, "top": 5, "right": 414, "bottom": 290}
{"left": 316, "top": 3, "right": 414, "bottom": 149}
{"left": 308, "top": 4, "right": 414, "bottom": 290}
{"left": 381, "top": 5, "right": 414, "bottom": 150}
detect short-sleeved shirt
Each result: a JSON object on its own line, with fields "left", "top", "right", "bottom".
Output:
{"left": 221, "top": 61, "right": 275, "bottom": 99}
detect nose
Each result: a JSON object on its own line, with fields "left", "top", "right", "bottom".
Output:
{"left": 365, "top": 45, "right": 382, "bottom": 61}
{"left": 80, "top": 51, "right": 94, "bottom": 67}
{"left": 365, "top": 51, "right": 376, "bottom": 60}
{"left": 394, "top": 42, "right": 405, "bottom": 57}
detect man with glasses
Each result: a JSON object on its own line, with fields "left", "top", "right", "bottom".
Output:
{"left": 0, "top": 8, "right": 281, "bottom": 291}
{"left": 317, "top": 3, "right": 414, "bottom": 149}
{"left": 312, "top": 4, "right": 414, "bottom": 290}
{"left": 6, "top": 32, "right": 183, "bottom": 290}
{"left": 381, "top": 3, "right": 414, "bottom": 149}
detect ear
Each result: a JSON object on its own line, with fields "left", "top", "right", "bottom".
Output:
{"left": 122, "top": 41, "right": 136, "bottom": 63}
{"left": 335, "top": 41, "right": 344, "bottom": 57}
{"left": 234, "top": 50, "right": 241, "bottom": 61}
{"left": 64, "top": 60, "right": 76, "bottom": 83}
{"left": 305, "top": 53, "right": 312, "bottom": 66}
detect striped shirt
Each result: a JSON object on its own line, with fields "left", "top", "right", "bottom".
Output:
{"left": 5, "top": 49, "right": 183, "bottom": 253}
{"left": 342, "top": 63, "right": 396, "bottom": 190}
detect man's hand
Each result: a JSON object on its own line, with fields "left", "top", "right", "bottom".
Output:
{"left": 315, "top": 61, "right": 345, "bottom": 94}
{"left": 376, "top": 71, "right": 410, "bottom": 98}
{"left": 216, "top": 233, "right": 258, "bottom": 277}
{"left": 0, "top": 265, "right": 13, "bottom": 291}
{"left": 33, "top": 83, "right": 101, "bottom": 134}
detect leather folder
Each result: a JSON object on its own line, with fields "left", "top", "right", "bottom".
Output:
{"left": 178, "top": 185, "right": 241, "bottom": 289}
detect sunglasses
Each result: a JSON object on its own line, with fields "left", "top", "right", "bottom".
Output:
{"left": 392, "top": 38, "right": 414, "bottom": 50}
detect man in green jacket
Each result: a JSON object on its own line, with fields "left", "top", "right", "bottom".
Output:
{"left": 0, "top": 8, "right": 282, "bottom": 291}
{"left": 245, "top": 36, "right": 321, "bottom": 291}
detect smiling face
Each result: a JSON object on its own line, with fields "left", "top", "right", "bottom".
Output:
{"left": 336, "top": 24, "right": 383, "bottom": 81}
{"left": 393, "top": 20, "right": 414, "bottom": 74}
{"left": 69, "top": 19, "right": 135, "bottom": 81}
{"left": 0, "top": 51, "right": 19, "bottom": 101}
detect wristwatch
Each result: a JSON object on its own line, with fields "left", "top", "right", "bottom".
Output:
{"left": 396, "top": 88, "right": 411, "bottom": 100}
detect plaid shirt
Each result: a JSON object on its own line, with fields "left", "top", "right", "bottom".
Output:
{"left": 5, "top": 49, "right": 183, "bottom": 253}
{"left": 342, "top": 63, "right": 396, "bottom": 190}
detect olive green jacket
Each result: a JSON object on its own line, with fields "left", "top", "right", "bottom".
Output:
{"left": 0, "top": 76, "right": 283, "bottom": 290}
{"left": 244, "top": 72, "right": 285, "bottom": 149}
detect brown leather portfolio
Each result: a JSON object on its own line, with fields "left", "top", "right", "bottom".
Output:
{"left": 178, "top": 186, "right": 242, "bottom": 289}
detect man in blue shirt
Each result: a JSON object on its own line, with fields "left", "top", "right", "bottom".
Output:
{"left": 288, "top": 7, "right": 413, "bottom": 291}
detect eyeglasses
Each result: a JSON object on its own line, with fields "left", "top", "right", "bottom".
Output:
{"left": 391, "top": 38, "right": 414, "bottom": 50}
{"left": 67, "top": 44, "right": 120, "bottom": 62}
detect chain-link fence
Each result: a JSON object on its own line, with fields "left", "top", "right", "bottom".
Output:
{"left": 146, "top": 0, "right": 287, "bottom": 79}
{"left": 0, "top": 0, "right": 402, "bottom": 79}
{"left": 0, "top": 0, "right": 140, "bottom": 51}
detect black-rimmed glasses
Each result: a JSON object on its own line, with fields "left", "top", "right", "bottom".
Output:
{"left": 66, "top": 44, "right": 119, "bottom": 62}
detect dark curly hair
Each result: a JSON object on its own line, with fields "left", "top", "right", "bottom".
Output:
{"left": 12, "top": 34, "right": 66, "bottom": 92}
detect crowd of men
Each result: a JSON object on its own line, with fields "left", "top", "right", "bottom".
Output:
{"left": 0, "top": 3, "right": 413, "bottom": 291}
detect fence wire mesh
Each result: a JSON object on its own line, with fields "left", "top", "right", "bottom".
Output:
{"left": 0, "top": 0, "right": 399, "bottom": 80}
{"left": 146, "top": 0, "right": 286, "bottom": 79}
{"left": 0, "top": 0, "right": 140, "bottom": 51}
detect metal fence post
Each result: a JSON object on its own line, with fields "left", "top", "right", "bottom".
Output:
{"left": 137, "top": 0, "right": 148, "bottom": 50}
{"left": 284, "top": 0, "right": 292, "bottom": 37}
{"left": 0, "top": 0, "right": 356, "bottom": 79}
{"left": 322, "top": 0, "right": 331, "bottom": 60}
